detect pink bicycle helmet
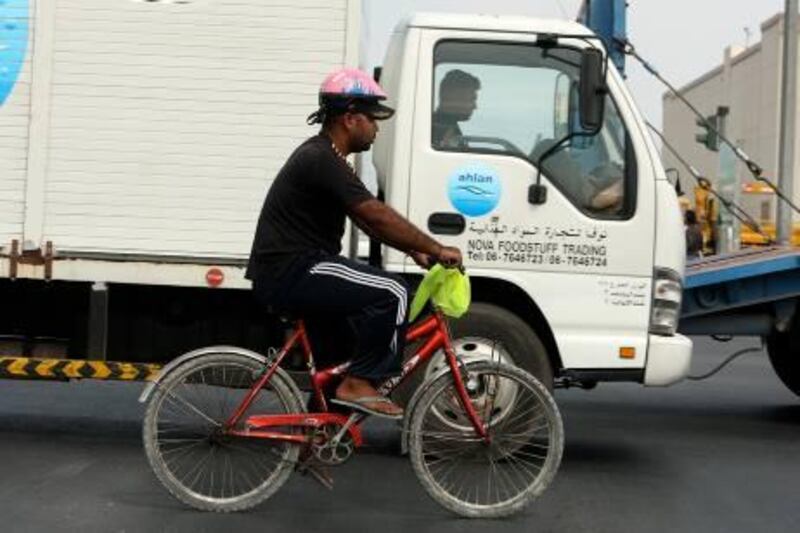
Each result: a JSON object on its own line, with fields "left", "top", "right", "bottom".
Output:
{"left": 307, "top": 68, "right": 395, "bottom": 124}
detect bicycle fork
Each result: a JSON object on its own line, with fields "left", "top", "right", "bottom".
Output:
{"left": 439, "top": 316, "right": 491, "bottom": 444}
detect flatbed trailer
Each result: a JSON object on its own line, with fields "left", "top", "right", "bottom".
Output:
{"left": 680, "top": 246, "right": 800, "bottom": 396}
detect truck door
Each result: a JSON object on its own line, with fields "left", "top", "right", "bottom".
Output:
{"left": 404, "top": 32, "right": 657, "bottom": 370}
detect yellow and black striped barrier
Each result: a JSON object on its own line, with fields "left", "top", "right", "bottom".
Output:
{"left": 0, "top": 357, "right": 161, "bottom": 382}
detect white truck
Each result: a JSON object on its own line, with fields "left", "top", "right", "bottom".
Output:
{"left": 0, "top": 1, "right": 691, "bottom": 391}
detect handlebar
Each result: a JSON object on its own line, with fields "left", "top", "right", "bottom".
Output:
{"left": 430, "top": 257, "right": 465, "bottom": 273}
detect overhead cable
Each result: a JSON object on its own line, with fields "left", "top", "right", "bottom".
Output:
{"left": 646, "top": 121, "right": 774, "bottom": 245}
{"left": 621, "top": 39, "right": 800, "bottom": 216}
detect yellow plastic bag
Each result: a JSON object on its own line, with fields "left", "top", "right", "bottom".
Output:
{"left": 409, "top": 264, "right": 471, "bottom": 322}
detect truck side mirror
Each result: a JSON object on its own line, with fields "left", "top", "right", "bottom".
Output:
{"left": 579, "top": 48, "right": 606, "bottom": 132}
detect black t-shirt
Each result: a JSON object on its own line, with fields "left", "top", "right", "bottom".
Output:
{"left": 432, "top": 110, "right": 463, "bottom": 148}
{"left": 245, "top": 135, "right": 374, "bottom": 280}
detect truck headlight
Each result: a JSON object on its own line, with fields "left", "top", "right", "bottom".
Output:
{"left": 650, "top": 267, "right": 682, "bottom": 336}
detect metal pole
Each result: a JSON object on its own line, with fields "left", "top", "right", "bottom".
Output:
{"left": 777, "top": 0, "right": 798, "bottom": 245}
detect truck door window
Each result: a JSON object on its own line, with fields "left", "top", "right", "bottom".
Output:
{"left": 432, "top": 40, "right": 636, "bottom": 219}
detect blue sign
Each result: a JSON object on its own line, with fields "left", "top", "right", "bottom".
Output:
{"left": 0, "top": 0, "right": 29, "bottom": 107}
{"left": 447, "top": 164, "right": 502, "bottom": 217}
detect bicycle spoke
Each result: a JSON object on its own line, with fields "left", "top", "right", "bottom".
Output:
{"left": 238, "top": 454, "right": 262, "bottom": 492}
{"left": 491, "top": 398, "right": 545, "bottom": 430}
{"left": 418, "top": 430, "right": 484, "bottom": 442}
{"left": 492, "top": 433, "right": 551, "bottom": 452}
{"left": 503, "top": 448, "right": 543, "bottom": 481}
{"left": 182, "top": 445, "right": 216, "bottom": 493}
{"left": 157, "top": 437, "right": 209, "bottom": 444}
{"left": 179, "top": 377, "right": 220, "bottom": 426}
{"left": 221, "top": 365, "right": 228, "bottom": 419}
{"left": 500, "top": 443, "right": 550, "bottom": 462}
{"left": 156, "top": 423, "right": 209, "bottom": 436}
{"left": 488, "top": 451, "right": 507, "bottom": 503}
{"left": 493, "top": 451, "right": 524, "bottom": 500}
{"left": 163, "top": 389, "right": 221, "bottom": 428}
{"left": 423, "top": 441, "right": 483, "bottom": 459}
{"left": 493, "top": 422, "right": 551, "bottom": 440}
{"left": 482, "top": 372, "right": 500, "bottom": 434}
{"left": 486, "top": 454, "right": 494, "bottom": 504}
{"left": 428, "top": 444, "right": 469, "bottom": 483}
{"left": 162, "top": 445, "right": 211, "bottom": 482}
{"left": 220, "top": 451, "right": 230, "bottom": 499}
{"left": 159, "top": 392, "right": 211, "bottom": 429}
{"left": 208, "top": 445, "right": 217, "bottom": 497}
{"left": 160, "top": 439, "right": 207, "bottom": 456}
{"left": 423, "top": 443, "right": 481, "bottom": 468}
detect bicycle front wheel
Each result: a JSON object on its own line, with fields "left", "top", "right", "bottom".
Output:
{"left": 408, "top": 361, "right": 563, "bottom": 518}
{"left": 142, "top": 352, "right": 304, "bottom": 512}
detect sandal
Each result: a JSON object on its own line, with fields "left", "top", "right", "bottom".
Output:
{"left": 330, "top": 396, "right": 404, "bottom": 420}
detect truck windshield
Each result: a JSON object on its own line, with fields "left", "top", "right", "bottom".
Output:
{"left": 432, "top": 40, "right": 635, "bottom": 219}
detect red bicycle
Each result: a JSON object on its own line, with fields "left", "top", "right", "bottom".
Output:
{"left": 140, "top": 307, "right": 563, "bottom": 518}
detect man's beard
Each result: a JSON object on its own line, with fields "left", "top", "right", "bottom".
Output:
{"left": 350, "top": 136, "right": 374, "bottom": 153}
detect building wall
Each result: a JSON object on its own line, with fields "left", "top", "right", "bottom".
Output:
{"left": 662, "top": 13, "right": 799, "bottom": 225}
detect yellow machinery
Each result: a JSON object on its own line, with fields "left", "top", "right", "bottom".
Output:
{"left": 690, "top": 181, "right": 800, "bottom": 253}
{"left": 739, "top": 182, "right": 800, "bottom": 246}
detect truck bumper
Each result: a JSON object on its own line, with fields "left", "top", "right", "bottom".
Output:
{"left": 644, "top": 334, "right": 693, "bottom": 386}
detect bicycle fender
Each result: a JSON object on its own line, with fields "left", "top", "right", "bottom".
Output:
{"left": 138, "top": 345, "right": 270, "bottom": 403}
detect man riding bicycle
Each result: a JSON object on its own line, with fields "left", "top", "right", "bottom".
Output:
{"left": 246, "top": 68, "right": 462, "bottom": 419}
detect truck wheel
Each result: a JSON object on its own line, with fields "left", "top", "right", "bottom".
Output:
{"left": 394, "top": 303, "right": 554, "bottom": 406}
{"left": 767, "top": 317, "right": 800, "bottom": 397}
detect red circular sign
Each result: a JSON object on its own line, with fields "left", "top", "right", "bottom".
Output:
{"left": 206, "top": 268, "right": 224, "bottom": 287}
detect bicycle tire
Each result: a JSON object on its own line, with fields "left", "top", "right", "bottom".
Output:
{"left": 142, "top": 352, "right": 304, "bottom": 512}
{"left": 408, "top": 361, "right": 563, "bottom": 518}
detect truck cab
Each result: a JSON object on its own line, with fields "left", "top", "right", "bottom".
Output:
{"left": 373, "top": 13, "right": 692, "bottom": 389}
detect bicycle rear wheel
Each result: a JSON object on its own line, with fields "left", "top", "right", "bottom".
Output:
{"left": 142, "top": 352, "right": 304, "bottom": 512}
{"left": 408, "top": 361, "right": 563, "bottom": 518}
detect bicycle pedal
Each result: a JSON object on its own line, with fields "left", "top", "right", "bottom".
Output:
{"left": 297, "top": 462, "right": 334, "bottom": 490}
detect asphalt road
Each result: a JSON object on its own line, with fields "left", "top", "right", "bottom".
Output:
{"left": 1, "top": 336, "right": 798, "bottom": 533}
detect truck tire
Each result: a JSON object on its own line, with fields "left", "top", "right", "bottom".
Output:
{"left": 767, "top": 315, "right": 800, "bottom": 397}
{"left": 394, "top": 302, "right": 553, "bottom": 406}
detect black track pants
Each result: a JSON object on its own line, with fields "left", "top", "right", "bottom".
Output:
{"left": 254, "top": 255, "right": 409, "bottom": 382}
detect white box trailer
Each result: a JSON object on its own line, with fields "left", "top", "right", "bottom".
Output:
{"left": 1, "top": 0, "right": 360, "bottom": 287}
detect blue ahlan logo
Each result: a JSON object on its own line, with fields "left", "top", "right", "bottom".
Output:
{"left": 0, "top": 0, "right": 29, "bottom": 107}
{"left": 447, "top": 164, "right": 502, "bottom": 217}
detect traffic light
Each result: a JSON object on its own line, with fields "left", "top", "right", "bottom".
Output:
{"left": 695, "top": 114, "right": 719, "bottom": 151}
{"left": 695, "top": 106, "right": 729, "bottom": 152}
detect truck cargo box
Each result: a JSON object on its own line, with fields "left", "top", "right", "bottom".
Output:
{"left": 0, "top": 0, "right": 360, "bottom": 288}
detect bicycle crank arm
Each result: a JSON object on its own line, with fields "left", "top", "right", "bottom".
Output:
{"left": 296, "top": 461, "right": 334, "bottom": 491}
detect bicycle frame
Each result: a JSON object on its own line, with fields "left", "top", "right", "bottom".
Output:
{"left": 226, "top": 309, "right": 489, "bottom": 445}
